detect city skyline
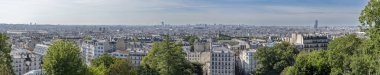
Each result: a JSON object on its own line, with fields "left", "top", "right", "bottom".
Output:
{"left": 0, "top": 0, "right": 367, "bottom": 26}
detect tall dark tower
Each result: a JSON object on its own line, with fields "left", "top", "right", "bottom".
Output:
{"left": 314, "top": 20, "right": 318, "bottom": 29}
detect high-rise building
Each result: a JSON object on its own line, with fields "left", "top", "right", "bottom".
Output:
{"left": 314, "top": 20, "right": 318, "bottom": 29}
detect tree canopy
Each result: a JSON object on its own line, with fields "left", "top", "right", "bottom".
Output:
{"left": 107, "top": 59, "right": 136, "bottom": 75}
{"left": 140, "top": 36, "right": 194, "bottom": 75}
{"left": 0, "top": 33, "right": 14, "bottom": 75}
{"left": 89, "top": 54, "right": 136, "bottom": 75}
{"left": 282, "top": 34, "right": 380, "bottom": 75}
{"left": 253, "top": 42, "right": 298, "bottom": 75}
{"left": 42, "top": 40, "right": 87, "bottom": 75}
{"left": 281, "top": 0, "right": 380, "bottom": 74}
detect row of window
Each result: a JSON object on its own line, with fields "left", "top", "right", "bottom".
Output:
{"left": 211, "top": 66, "right": 234, "bottom": 69}
{"left": 211, "top": 70, "right": 234, "bottom": 74}
{"left": 212, "top": 53, "right": 233, "bottom": 57}
{"left": 212, "top": 57, "right": 233, "bottom": 61}
{"left": 212, "top": 62, "right": 233, "bottom": 65}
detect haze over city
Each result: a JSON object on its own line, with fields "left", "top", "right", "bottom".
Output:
{"left": 0, "top": 0, "right": 367, "bottom": 26}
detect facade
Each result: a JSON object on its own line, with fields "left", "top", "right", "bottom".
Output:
{"left": 209, "top": 46, "right": 235, "bottom": 75}
{"left": 186, "top": 51, "right": 202, "bottom": 62}
{"left": 81, "top": 40, "right": 109, "bottom": 64}
{"left": 11, "top": 48, "right": 42, "bottom": 75}
{"left": 129, "top": 50, "right": 148, "bottom": 67}
{"left": 285, "top": 33, "right": 329, "bottom": 51}
{"left": 239, "top": 50, "right": 256, "bottom": 75}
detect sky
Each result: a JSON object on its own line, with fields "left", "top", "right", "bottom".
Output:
{"left": 0, "top": 0, "right": 368, "bottom": 26}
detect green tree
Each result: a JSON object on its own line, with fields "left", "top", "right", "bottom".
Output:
{"left": 253, "top": 42, "right": 298, "bottom": 75}
{"left": 0, "top": 33, "right": 14, "bottom": 75}
{"left": 190, "top": 62, "right": 203, "bottom": 75}
{"left": 359, "top": 0, "right": 380, "bottom": 55}
{"left": 326, "top": 34, "right": 362, "bottom": 74}
{"left": 89, "top": 54, "right": 118, "bottom": 75}
{"left": 140, "top": 36, "right": 194, "bottom": 75}
{"left": 42, "top": 40, "right": 87, "bottom": 75}
{"left": 107, "top": 59, "right": 136, "bottom": 75}
{"left": 284, "top": 51, "right": 330, "bottom": 75}
{"left": 283, "top": 0, "right": 380, "bottom": 74}
{"left": 89, "top": 63, "right": 108, "bottom": 75}
{"left": 91, "top": 54, "right": 118, "bottom": 68}
{"left": 83, "top": 36, "right": 92, "bottom": 40}
{"left": 352, "top": 0, "right": 380, "bottom": 74}
{"left": 89, "top": 54, "right": 137, "bottom": 75}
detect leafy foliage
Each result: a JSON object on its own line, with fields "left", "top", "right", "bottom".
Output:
{"left": 190, "top": 62, "right": 203, "bottom": 75}
{"left": 43, "top": 40, "right": 87, "bottom": 75}
{"left": 282, "top": 0, "right": 380, "bottom": 74}
{"left": 89, "top": 54, "right": 136, "bottom": 75}
{"left": 91, "top": 54, "right": 118, "bottom": 68}
{"left": 107, "top": 59, "right": 137, "bottom": 75}
{"left": 284, "top": 51, "right": 330, "bottom": 75}
{"left": 0, "top": 33, "right": 14, "bottom": 75}
{"left": 83, "top": 36, "right": 92, "bottom": 40}
{"left": 253, "top": 42, "right": 298, "bottom": 75}
{"left": 140, "top": 36, "right": 194, "bottom": 75}
{"left": 283, "top": 34, "right": 379, "bottom": 75}
{"left": 89, "top": 63, "right": 108, "bottom": 75}
{"left": 216, "top": 34, "right": 232, "bottom": 40}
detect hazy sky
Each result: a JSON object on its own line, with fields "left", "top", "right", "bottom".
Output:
{"left": 0, "top": 0, "right": 368, "bottom": 26}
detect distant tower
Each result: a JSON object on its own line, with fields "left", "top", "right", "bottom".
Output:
{"left": 161, "top": 21, "right": 165, "bottom": 26}
{"left": 314, "top": 20, "right": 318, "bottom": 29}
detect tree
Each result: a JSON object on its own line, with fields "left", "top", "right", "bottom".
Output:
{"left": 89, "top": 54, "right": 118, "bottom": 75}
{"left": 89, "top": 63, "right": 108, "bottom": 75}
{"left": 326, "top": 34, "right": 362, "bottom": 74}
{"left": 42, "top": 40, "right": 87, "bottom": 75}
{"left": 107, "top": 59, "right": 136, "bottom": 75}
{"left": 0, "top": 33, "right": 14, "bottom": 75}
{"left": 359, "top": 0, "right": 380, "bottom": 55}
{"left": 140, "top": 36, "right": 194, "bottom": 75}
{"left": 253, "top": 42, "right": 298, "bottom": 75}
{"left": 83, "top": 36, "right": 92, "bottom": 40}
{"left": 190, "top": 62, "right": 203, "bottom": 75}
{"left": 283, "top": 0, "right": 380, "bottom": 74}
{"left": 91, "top": 54, "right": 118, "bottom": 68}
{"left": 89, "top": 54, "right": 137, "bottom": 75}
{"left": 283, "top": 51, "right": 330, "bottom": 75}
{"left": 283, "top": 34, "right": 379, "bottom": 75}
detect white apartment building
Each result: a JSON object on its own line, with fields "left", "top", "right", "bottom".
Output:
{"left": 239, "top": 49, "right": 256, "bottom": 75}
{"left": 81, "top": 40, "right": 109, "bottom": 64}
{"left": 11, "top": 48, "right": 42, "bottom": 75}
{"left": 129, "top": 50, "right": 148, "bottom": 67}
{"left": 209, "top": 46, "right": 235, "bottom": 75}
